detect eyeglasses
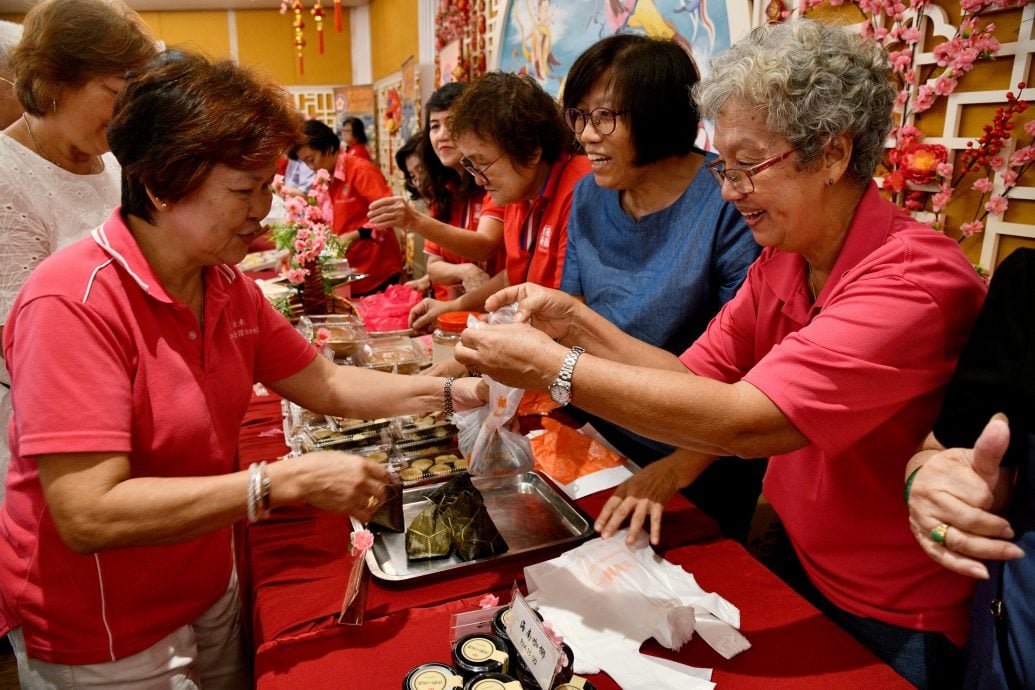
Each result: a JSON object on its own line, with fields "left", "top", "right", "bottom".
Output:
{"left": 706, "top": 149, "right": 798, "bottom": 194}
{"left": 0, "top": 76, "right": 14, "bottom": 88}
{"left": 460, "top": 152, "right": 503, "bottom": 185}
{"left": 564, "top": 107, "right": 628, "bottom": 135}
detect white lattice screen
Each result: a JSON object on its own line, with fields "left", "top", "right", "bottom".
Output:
{"left": 285, "top": 86, "right": 341, "bottom": 128}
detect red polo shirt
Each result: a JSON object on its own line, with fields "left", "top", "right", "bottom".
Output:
{"left": 501, "top": 153, "right": 590, "bottom": 288}
{"left": 424, "top": 190, "right": 506, "bottom": 299}
{"left": 0, "top": 209, "right": 316, "bottom": 663}
{"left": 322, "top": 151, "right": 403, "bottom": 294}
{"left": 680, "top": 183, "right": 986, "bottom": 643}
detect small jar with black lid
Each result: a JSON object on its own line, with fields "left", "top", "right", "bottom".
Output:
{"left": 552, "top": 676, "right": 597, "bottom": 690}
{"left": 402, "top": 662, "right": 464, "bottom": 690}
{"left": 452, "top": 632, "right": 510, "bottom": 680}
{"left": 462, "top": 672, "right": 522, "bottom": 690}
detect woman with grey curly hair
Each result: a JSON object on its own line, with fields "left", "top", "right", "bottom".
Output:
{"left": 452, "top": 19, "right": 987, "bottom": 688}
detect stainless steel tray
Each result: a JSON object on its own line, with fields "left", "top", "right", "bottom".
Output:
{"left": 353, "top": 471, "right": 593, "bottom": 582}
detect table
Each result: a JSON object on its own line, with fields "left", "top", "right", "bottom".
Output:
{"left": 238, "top": 391, "right": 909, "bottom": 689}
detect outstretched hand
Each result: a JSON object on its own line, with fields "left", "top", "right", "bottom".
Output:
{"left": 595, "top": 461, "right": 682, "bottom": 546}
{"left": 483, "top": 283, "right": 581, "bottom": 343}
{"left": 907, "top": 415, "right": 1025, "bottom": 579}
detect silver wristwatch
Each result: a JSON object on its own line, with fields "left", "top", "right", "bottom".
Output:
{"left": 548, "top": 345, "right": 584, "bottom": 405}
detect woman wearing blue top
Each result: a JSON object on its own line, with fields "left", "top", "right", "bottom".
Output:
{"left": 560, "top": 34, "right": 763, "bottom": 542}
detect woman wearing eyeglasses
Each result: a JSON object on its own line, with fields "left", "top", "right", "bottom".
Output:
{"left": 557, "top": 34, "right": 763, "bottom": 544}
{"left": 407, "top": 72, "right": 591, "bottom": 332}
{"left": 368, "top": 82, "right": 506, "bottom": 301}
{"left": 454, "top": 21, "right": 987, "bottom": 688}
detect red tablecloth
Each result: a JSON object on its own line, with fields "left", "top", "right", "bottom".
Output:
{"left": 240, "top": 392, "right": 908, "bottom": 689}
{"left": 252, "top": 540, "right": 909, "bottom": 689}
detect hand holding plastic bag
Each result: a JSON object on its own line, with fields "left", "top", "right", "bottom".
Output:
{"left": 453, "top": 304, "right": 535, "bottom": 477}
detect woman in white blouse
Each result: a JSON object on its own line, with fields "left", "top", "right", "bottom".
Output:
{"left": 0, "top": 0, "right": 155, "bottom": 497}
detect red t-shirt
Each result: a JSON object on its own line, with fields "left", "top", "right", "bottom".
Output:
{"left": 501, "top": 153, "right": 591, "bottom": 288}
{"left": 680, "top": 184, "right": 986, "bottom": 644}
{"left": 424, "top": 190, "right": 506, "bottom": 300}
{"left": 347, "top": 143, "right": 371, "bottom": 162}
{"left": 0, "top": 210, "right": 316, "bottom": 663}
{"left": 323, "top": 151, "right": 403, "bottom": 294}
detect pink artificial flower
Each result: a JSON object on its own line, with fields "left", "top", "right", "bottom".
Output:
{"left": 313, "top": 327, "right": 332, "bottom": 350}
{"left": 934, "top": 75, "right": 958, "bottom": 97}
{"left": 315, "top": 168, "right": 332, "bottom": 183}
{"left": 932, "top": 187, "right": 953, "bottom": 212}
{"left": 902, "top": 27, "right": 921, "bottom": 44}
{"left": 1001, "top": 170, "right": 1019, "bottom": 187}
{"left": 990, "top": 155, "right": 1006, "bottom": 171}
{"left": 985, "top": 195, "right": 1009, "bottom": 215}
{"left": 971, "top": 177, "right": 994, "bottom": 193}
{"left": 1024, "top": 120, "right": 1035, "bottom": 137}
{"left": 889, "top": 49, "right": 912, "bottom": 72}
{"left": 936, "top": 162, "right": 954, "bottom": 179}
{"left": 913, "top": 85, "right": 936, "bottom": 112}
{"left": 542, "top": 620, "right": 564, "bottom": 648}
{"left": 902, "top": 143, "right": 948, "bottom": 184}
{"left": 350, "top": 529, "right": 375, "bottom": 556}
{"left": 1009, "top": 147, "right": 1035, "bottom": 167}
{"left": 960, "top": 220, "right": 984, "bottom": 236}
{"left": 897, "top": 125, "right": 923, "bottom": 146}
{"left": 478, "top": 594, "right": 500, "bottom": 609}
{"left": 285, "top": 267, "right": 308, "bottom": 284}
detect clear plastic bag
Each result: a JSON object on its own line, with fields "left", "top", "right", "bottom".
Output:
{"left": 453, "top": 304, "right": 535, "bottom": 477}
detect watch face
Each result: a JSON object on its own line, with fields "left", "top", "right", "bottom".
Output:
{"left": 549, "top": 381, "right": 571, "bottom": 406}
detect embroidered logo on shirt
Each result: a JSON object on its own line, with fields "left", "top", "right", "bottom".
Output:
{"left": 538, "top": 225, "right": 553, "bottom": 251}
{"left": 229, "top": 318, "right": 259, "bottom": 339}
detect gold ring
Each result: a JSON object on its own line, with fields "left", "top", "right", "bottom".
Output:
{"left": 365, "top": 495, "right": 377, "bottom": 510}
{"left": 930, "top": 523, "right": 949, "bottom": 545}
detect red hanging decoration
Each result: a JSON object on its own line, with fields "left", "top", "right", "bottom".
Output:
{"left": 291, "top": 0, "right": 306, "bottom": 74}
{"left": 311, "top": 0, "right": 325, "bottom": 54}
{"left": 333, "top": 0, "right": 343, "bottom": 32}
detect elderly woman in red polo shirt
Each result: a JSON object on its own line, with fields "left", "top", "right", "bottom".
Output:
{"left": 408, "top": 71, "right": 591, "bottom": 332}
{"left": 0, "top": 50, "right": 484, "bottom": 687}
{"left": 454, "top": 20, "right": 986, "bottom": 690}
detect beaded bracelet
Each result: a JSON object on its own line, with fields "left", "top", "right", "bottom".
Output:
{"left": 443, "top": 376, "right": 456, "bottom": 422}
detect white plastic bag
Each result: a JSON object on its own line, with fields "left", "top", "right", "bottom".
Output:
{"left": 453, "top": 305, "right": 535, "bottom": 477}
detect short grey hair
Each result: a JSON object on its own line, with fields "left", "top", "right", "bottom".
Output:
{"left": 0, "top": 20, "right": 22, "bottom": 67}
{"left": 693, "top": 19, "right": 895, "bottom": 183}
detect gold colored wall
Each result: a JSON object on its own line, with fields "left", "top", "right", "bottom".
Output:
{"left": 138, "top": 10, "right": 229, "bottom": 58}
{"left": 2, "top": 8, "right": 352, "bottom": 87}
{"left": 236, "top": 8, "right": 352, "bottom": 86}
{"left": 369, "top": 0, "right": 419, "bottom": 81}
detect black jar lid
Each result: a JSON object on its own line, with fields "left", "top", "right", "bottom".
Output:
{"left": 461, "top": 672, "right": 522, "bottom": 690}
{"left": 402, "top": 662, "right": 464, "bottom": 690}
{"left": 553, "top": 675, "right": 597, "bottom": 690}
{"left": 452, "top": 632, "right": 510, "bottom": 678}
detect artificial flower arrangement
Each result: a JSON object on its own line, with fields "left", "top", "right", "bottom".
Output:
{"left": 270, "top": 168, "right": 349, "bottom": 316}
{"left": 800, "top": 0, "right": 1033, "bottom": 271}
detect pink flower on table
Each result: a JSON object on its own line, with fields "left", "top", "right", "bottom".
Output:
{"left": 542, "top": 620, "right": 564, "bottom": 648}
{"left": 478, "top": 593, "right": 500, "bottom": 609}
{"left": 972, "top": 177, "right": 993, "bottom": 193}
{"left": 960, "top": 220, "right": 984, "bottom": 237}
{"left": 285, "top": 267, "right": 308, "bottom": 284}
{"left": 985, "top": 195, "right": 1009, "bottom": 216}
{"left": 350, "top": 529, "right": 375, "bottom": 556}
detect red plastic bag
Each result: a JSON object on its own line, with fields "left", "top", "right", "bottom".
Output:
{"left": 355, "top": 284, "right": 422, "bottom": 332}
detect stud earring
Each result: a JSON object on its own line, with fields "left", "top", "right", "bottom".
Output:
{"left": 826, "top": 179, "right": 834, "bottom": 187}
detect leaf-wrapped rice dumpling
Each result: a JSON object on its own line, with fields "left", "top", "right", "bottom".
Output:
{"left": 442, "top": 491, "right": 508, "bottom": 562}
{"left": 404, "top": 505, "right": 452, "bottom": 560}
{"left": 368, "top": 483, "right": 404, "bottom": 533}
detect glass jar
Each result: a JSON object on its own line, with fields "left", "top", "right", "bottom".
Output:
{"left": 432, "top": 311, "right": 479, "bottom": 364}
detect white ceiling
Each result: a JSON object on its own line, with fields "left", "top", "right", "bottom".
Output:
{"left": 0, "top": 0, "right": 371, "bottom": 13}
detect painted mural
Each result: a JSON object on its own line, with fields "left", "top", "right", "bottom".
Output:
{"left": 497, "top": 0, "right": 750, "bottom": 96}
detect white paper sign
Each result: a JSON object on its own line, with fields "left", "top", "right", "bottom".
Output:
{"left": 506, "top": 591, "right": 560, "bottom": 690}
